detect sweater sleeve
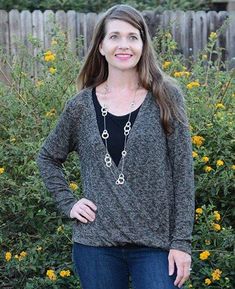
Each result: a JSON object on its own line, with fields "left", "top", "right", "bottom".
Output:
{"left": 36, "top": 99, "right": 78, "bottom": 218}
{"left": 166, "top": 89, "right": 195, "bottom": 255}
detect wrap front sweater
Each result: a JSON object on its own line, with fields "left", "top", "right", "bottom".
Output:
{"left": 36, "top": 86, "right": 195, "bottom": 255}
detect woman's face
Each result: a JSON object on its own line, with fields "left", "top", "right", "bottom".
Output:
{"left": 99, "top": 20, "right": 143, "bottom": 72}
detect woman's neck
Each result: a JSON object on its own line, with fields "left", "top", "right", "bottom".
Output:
{"left": 106, "top": 69, "right": 140, "bottom": 92}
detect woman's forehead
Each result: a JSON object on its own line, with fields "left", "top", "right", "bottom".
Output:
{"left": 105, "top": 19, "right": 140, "bottom": 35}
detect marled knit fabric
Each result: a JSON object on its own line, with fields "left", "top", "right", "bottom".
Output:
{"left": 36, "top": 87, "right": 195, "bottom": 255}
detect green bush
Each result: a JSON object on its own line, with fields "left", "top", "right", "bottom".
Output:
{"left": 0, "top": 0, "right": 214, "bottom": 12}
{"left": 0, "top": 24, "right": 234, "bottom": 288}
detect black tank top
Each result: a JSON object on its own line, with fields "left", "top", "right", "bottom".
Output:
{"left": 92, "top": 87, "right": 140, "bottom": 167}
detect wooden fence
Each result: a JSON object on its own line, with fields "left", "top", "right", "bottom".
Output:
{"left": 0, "top": 9, "right": 235, "bottom": 82}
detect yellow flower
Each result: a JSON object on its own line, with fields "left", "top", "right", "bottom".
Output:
{"left": 204, "top": 166, "right": 213, "bottom": 173}
{"left": 21, "top": 72, "right": 27, "bottom": 77}
{"left": 191, "top": 135, "right": 205, "bottom": 147}
{"left": 202, "top": 156, "right": 209, "bottom": 163}
{"left": 213, "top": 223, "right": 221, "bottom": 231}
{"left": 36, "top": 80, "right": 44, "bottom": 87}
{"left": 202, "top": 54, "right": 208, "bottom": 60}
{"left": 213, "top": 211, "right": 221, "bottom": 221}
{"left": 205, "top": 239, "right": 211, "bottom": 245}
{"left": 196, "top": 208, "right": 203, "bottom": 214}
{"left": 165, "top": 32, "right": 172, "bottom": 39}
{"left": 215, "top": 103, "right": 225, "bottom": 109}
{"left": 183, "top": 71, "right": 190, "bottom": 77}
{"left": 59, "top": 270, "right": 71, "bottom": 277}
{"left": 200, "top": 250, "right": 210, "bottom": 260}
{"left": 216, "top": 160, "right": 224, "bottom": 167}
{"left": 169, "top": 43, "right": 176, "bottom": 50}
{"left": 0, "top": 167, "right": 5, "bottom": 174}
{"left": 36, "top": 246, "right": 42, "bottom": 251}
{"left": 209, "top": 32, "right": 217, "bottom": 40}
{"left": 51, "top": 39, "right": 58, "bottom": 46}
{"left": 69, "top": 182, "right": 78, "bottom": 191}
{"left": 205, "top": 278, "right": 212, "bottom": 285}
{"left": 5, "top": 252, "right": 12, "bottom": 262}
{"left": 187, "top": 81, "right": 200, "bottom": 89}
{"left": 162, "top": 61, "right": 171, "bottom": 69}
{"left": 188, "top": 285, "right": 193, "bottom": 288}
{"left": 45, "top": 108, "right": 57, "bottom": 118}
{"left": 44, "top": 50, "right": 56, "bottom": 62}
{"left": 19, "top": 251, "right": 27, "bottom": 260}
{"left": 215, "top": 111, "right": 224, "bottom": 119}
{"left": 192, "top": 151, "right": 198, "bottom": 158}
{"left": 211, "top": 269, "right": 222, "bottom": 281}
{"left": 173, "top": 71, "right": 190, "bottom": 78}
{"left": 46, "top": 269, "right": 57, "bottom": 281}
{"left": 15, "top": 251, "right": 27, "bottom": 261}
{"left": 57, "top": 225, "right": 64, "bottom": 233}
{"left": 49, "top": 67, "right": 56, "bottom": 74}
{"left": 231, "top": 165, "right": 235, "bottom": 170}
{"left": 20, "top": 251, "right": 27, "bottom": 257}
{"left": 10, "top": 137, "right": 16, "bottom": 142}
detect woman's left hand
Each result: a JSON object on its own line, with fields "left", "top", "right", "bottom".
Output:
{"left": 168, "top": 249, "right": 191, "bottom": 288}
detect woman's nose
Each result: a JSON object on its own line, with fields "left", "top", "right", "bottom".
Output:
{"left": 118, "top": 38, "right": 130, "bottom": 49}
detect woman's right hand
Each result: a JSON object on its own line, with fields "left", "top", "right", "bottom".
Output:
{"left": 70, "top": 198, "right": 97, "bottom": 223}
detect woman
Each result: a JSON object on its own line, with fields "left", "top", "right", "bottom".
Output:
{"left": 37, "top": 4, "right": 195, "bottom": 289}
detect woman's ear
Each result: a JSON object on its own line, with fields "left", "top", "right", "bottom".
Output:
{"left": 99, "top": 42, "right": 104, "bottom": 56}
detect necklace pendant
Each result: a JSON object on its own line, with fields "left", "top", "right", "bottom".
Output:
{"left": 121, "top": 150, "right": 127, "bottom": 157}
{"left": 124, "top": 121, "right": 131, "bottom": 136}
{"left": 102, "top": 129, "right": 109, "bottom": 139}
{"left": 101, "top": 106, "right": 108, "bottom": 116}
{"left": 116, "top": 173, "right": 125, "bottom": 185}
{"left": 104, "top": 153, "right": 112, "bottom": 167}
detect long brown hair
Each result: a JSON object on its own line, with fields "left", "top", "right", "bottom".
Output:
{"left": 76, "top": 4, "right": 188, "bottom": 135}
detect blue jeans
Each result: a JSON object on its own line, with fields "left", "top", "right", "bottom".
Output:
{"left": 72, "top": 242, "right": 182, "bottom": 289}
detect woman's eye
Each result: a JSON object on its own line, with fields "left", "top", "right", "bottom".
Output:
{"left": 130, "top": 36, "right": 138, "bottom": 40}
{"left": 110, "top": 35, "right": 118, "bottom": 39}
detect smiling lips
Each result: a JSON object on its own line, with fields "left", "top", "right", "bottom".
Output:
{"left": 115, "top": 54, "right": 133, "bottom": 60}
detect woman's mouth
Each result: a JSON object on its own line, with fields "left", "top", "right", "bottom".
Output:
{"left": 115, "top": 54, "right": 133, "bottom": 60}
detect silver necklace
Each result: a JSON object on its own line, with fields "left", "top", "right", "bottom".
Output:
{"left": 100, "top": 82, "right": 139, "bottom": 185}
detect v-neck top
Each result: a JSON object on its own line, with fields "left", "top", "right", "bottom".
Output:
{"left": 36, "top": 86, "right": 195, "bottom": 255}
{"left": 92, "top": 87, "right": 141, "bottom": 167}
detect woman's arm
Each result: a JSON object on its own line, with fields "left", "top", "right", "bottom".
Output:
{"left": 166, "top": 88, "right": 195, "bottom": 256}
{"left": 36, "top": 99, "right": 79, "bottom": 217}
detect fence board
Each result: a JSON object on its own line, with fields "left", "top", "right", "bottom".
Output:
{"left": 32, "top": 10, "right": 44, "bottom": 79}
{"left": 195, "top": 11, "right": 208, "bottom": 53}
{"left": 227, "top": 11, "right": 235, "bottom": 67}
{"left": 0, "top": 10, "right": 9, "bottom": 54}
{"left": 44, "top": 10, "right": 54, "bottom": 50}
{"left": 21, "top": 10, "right": 33, "bottom": 53}
{"left": 67, "top": 10, "right": 77, "bottom": 55}
{"left": 0, "top": 10, "right": 10, "bottom": 84}
{"left": 9, "top": 9, "right": 21, "bottom": 56}
{"left": 77, "top": 13, "right": 87, "bottom": 56}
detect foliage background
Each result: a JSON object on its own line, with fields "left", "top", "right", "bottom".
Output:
{"left": 0, "top": 0, "right": 214, "bottom": 12}
{"left": 0, "top": 10, "right": 234, "bottom": 289}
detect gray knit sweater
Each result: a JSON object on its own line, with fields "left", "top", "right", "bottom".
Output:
{"left": 36, "top": 87, "right": 195, "bottom": 255}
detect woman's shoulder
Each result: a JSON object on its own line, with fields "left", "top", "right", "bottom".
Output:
{"left": 66, "top": 87, "right": 93, "bottom": 110}
{"left": 62, "top": 87, "right": 93, "bottom": 119}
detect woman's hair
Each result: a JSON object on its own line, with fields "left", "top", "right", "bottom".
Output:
{"left": 76, "top": 4, "right": 188, "bottom": 135}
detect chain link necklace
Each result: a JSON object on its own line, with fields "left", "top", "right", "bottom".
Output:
{"left": 100, "top": 82, "right": 140, "bottom": 185}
